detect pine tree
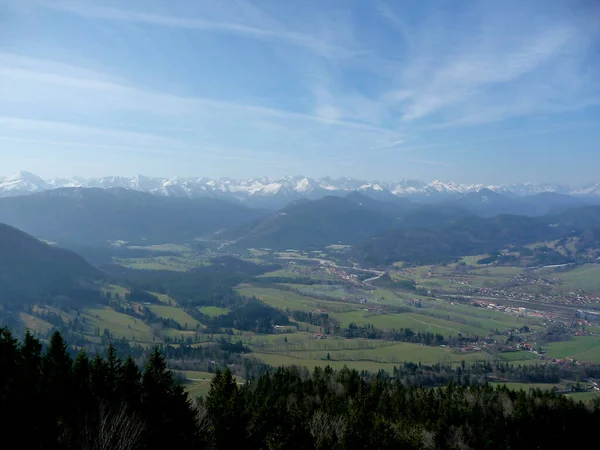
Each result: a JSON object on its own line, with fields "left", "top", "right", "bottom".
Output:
{"left": 141, "top": 347, "right": 200, "bottom": 449}
{"left": 118, "top": 356, "right": 142, "bottom": 408}
{"left": 205, "top": 368, "right": 244, "bottom": 448}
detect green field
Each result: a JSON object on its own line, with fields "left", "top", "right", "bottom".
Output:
{"left": 20, "top": 312, "right": 54, "bottom": 334}
{"left": 199, "top": 306, "right": 230, "bottom": 317}
{"left": 148, "top": 305, "right": 201, "bottom": 329}
{"left": 258, "top": 269, "right": 313, "bottom": 279}
{"left": 83, "top": 307, "right": 156, "bottom": 343}
{"left": 331, "top": 310, "right": 489, "bottom": 337}
{"left": 490, "top": 381, "right": 560, "bottom": 391}
{"left": 566, "top": 391, "right": 600, "bottom": 402}
{"left": 177, "top": 370, "right": 244, "bottom": 399}
{"left": 544, "top": 336, "right": 600, "bottom": 362}
{"left": 250, "top": 344, "right": 487, "bottom": 373}
{"left": 554, "top": 265, "right": 600, "bottom": 294}
{"left": 151, "top": 292, "right": 177, "bottom": 305}
{"left": 237, "top": 285, "right": 354, "bottom": 313}
{"left": 102, "top": 284, "right": 130, "bottom": 298}
{"left": 497, "top": 351, "right": 539, "bottom": 362}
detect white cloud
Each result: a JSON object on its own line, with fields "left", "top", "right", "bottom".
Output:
{"left": 35, "top": 0, "right": 359, "bottom": 59}
{"left": 378, "top": 0, "right": 600, "bottom": 125}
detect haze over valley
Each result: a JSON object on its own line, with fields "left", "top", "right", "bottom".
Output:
{"left": 2, "top": 0, "right": 600, "bottom": 447}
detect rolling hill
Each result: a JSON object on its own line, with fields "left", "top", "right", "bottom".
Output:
{"left": 0, "top": 187, "right": 267, "bottom": 246}
{"left": 220, "top": 195, "right": 403, "bottom": 250}
{"left": 0, "top": 223, "right": 104, "bottom": 307}
{"left": 352, "top": 206, "right": 600, "bottom": 266}
{"left": 220, "top": 193, "right": 475, "bottom": 250}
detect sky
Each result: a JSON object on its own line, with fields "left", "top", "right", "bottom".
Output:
{"left": 0, "top": 0, "right": 599, "bottom": 184}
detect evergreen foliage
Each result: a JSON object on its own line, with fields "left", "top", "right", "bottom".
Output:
{"left": 2, "top": 328, "right": 600, "bottom": 449}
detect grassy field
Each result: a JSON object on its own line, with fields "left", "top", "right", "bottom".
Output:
{"left": 237, "top": 285, "right": 354, "bottom": 313}
{"left": 20, "top": 312, "right": 54, "bottom": 334}
{"left": 544, "top": 336, "right": 600, "bottom": 362}
{"left": 177, "top": 370, "right": 244, "bottom": 399}
{"left": 148, "top": 305, "right": 201, "bottom": 328}
{"left": 151, "top": 292, "right": 177, "bottom": 305}
{"left": 554, "top": 265, "right": 600, "bottom": 294}
{"left": 115, "top": 256, "right": 198, "bottom": 271}
{"left": 250, "top": 345, "right": 488, "bottom": 373}
{"left": 199, "top": 306, "right": 230, "bottom": 317}
{"left": 102, "top": 284, "right": 130, "bottom": 298}
{"left": 497, "top": 351, "right": 540, "bottom": 362}
{"left": 566, "top": 391, "right": 600, "bottom": 402}
{"left": 489, "top": 381, "right": 560, "bottom": 391}
{"left": 82, "top": 307, "right": 156, "bottom": 343}
{"left": 417, "top": 301, "right": 539, "bottom": 332}
{"left": 128, "top": 244, "right": 192, "bottom": 252}
{"left": 258, "top": 269, "right": 313, "bottom": 279}
{"left": 331, "top": 310, "right": 489, "bottom": 337}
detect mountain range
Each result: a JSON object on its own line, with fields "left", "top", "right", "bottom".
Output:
{"left": 3, "top": 171, "right": 600, "bottom": 208}
{"left": 0, "top": 187, "right": 265, "bottom": 247}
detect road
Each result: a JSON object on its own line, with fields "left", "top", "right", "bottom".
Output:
{"left": 276, "top": 256, "right": 385, "bottom": 287}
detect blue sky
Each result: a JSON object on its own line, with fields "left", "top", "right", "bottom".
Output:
{"left": 1, "top": 0, "right": 599, "bottom": 184}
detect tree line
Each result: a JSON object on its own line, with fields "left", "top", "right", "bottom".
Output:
{"left": 3, "top": 328, "right": 600, "bottom": 449}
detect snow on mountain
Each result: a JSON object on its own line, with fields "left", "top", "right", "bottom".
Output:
{"left": 0, "top": 171, "right": 50, "bottom": 195}
{"left": 1, "top": 172, "right": 599, "bottom": 203}
{"left": 571, "top": 183, "right": 600, "bottom": 196}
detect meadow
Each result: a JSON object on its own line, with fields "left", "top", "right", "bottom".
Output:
{"left": 553, "top": 265, "right": 600, "bottom": 294}
{"left": 544, "top": 336, "right": 600, "bottom": 363}
{"left": 148, "top": 305, "right": 201, "bottom": 329}
{"left": 82, "top": 307, "right": 156, "bottom": 343}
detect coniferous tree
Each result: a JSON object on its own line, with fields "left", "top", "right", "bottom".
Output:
{"left": 205, "top": 368, "right": 245, "bottom": 448}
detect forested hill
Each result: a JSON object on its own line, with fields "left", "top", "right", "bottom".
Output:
{"left": 0, "top": 223, "right": 103, "bottom": 307}
{"left": 1, "top": 329, "right": 599, "bottom": 450}
{"left": 221, "top": 195, "right": 402, "bottom": 250}
{"left": 353, "top": 205, "right": 600, "bottom": 266}
{"left": 0, "top": 187, "right": 267, "bottom": 246}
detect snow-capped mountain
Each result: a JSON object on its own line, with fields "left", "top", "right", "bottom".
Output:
{"left": 0, "top": 171, "right": 51, "bottom": 196}
{"left": 2, "top": 172, "right": 600, "bottom": 207}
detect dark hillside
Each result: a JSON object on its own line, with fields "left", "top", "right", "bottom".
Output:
{"left": 0, "top": 223, "right": 103, "bottom": 307}
{"left": 0, "top": 187, "right": 267, "bottom": 246}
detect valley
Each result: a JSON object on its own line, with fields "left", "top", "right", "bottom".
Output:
{"left": 5, "top": 225, "right": 600, "bottom": 400}
{"left": 2, "top": 185, "right": 600, "bottom": 401}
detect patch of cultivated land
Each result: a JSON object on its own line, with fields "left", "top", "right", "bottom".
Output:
{"left": 102, "top": 284, "right": 130, "bottom": 298}
{"left": 490, "top": 381, "right": 561, "bottom": 391}
{"left": 544, "top": 336, "right": 600, "bottom": 362}
{"left": 331, "top": 310, "right": 488, "bottom": 337}
{"left": 258, "top": 269, "right": 313, "bottom": 279}
{"left": 199, "top": 306, "right": 230, "bottom": 317}
{"left": 148, "top": 305, "right": 201, "bottom": 328}
{"left": 20, "top": 312, "right": 54, "bottom": 334}
{"left": 250, "top": 343, "right": 489, "bottom": 372}
{"left": 237, "top": 285, "right": 354, "bottom": 313}
{"left": 566, "top": 391, "right": 600, "bottom": 402}
{"left": 553, "top": 265, "right": 600, "bottom": 294}
{"left": 417, "top": 301, "right": 539, "bottom": 332}
{"left": 115, "top": 256, "right": 197, "bottom": 271}
{"left": 496, "top": 351, "right": 539, "bottom": 362}
{"left": 82, "top": 307, "right": 156, "bottom": 343}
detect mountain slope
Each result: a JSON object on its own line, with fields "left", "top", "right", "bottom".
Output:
{"left": 0, "top": 187, "right": 267, "bottom": 246}
{"left": 0, "top": 223, "right": 103, "bottom": 306}
{"left": 221, "top": 195, "right": 403, "bottom": 250}
{"left": 352, "top": 206, "right": 600, "bottom": 266}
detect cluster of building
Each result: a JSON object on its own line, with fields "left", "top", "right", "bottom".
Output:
{"left": 471, "top": 299, "right": 553, "bottom": 320}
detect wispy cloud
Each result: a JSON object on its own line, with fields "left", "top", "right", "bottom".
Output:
{"left": 378, "top": 0, "right": 600, "bottom": 125}
{"left": 0, "top": 116, "right": 188, "bottom": 152}
{"left": 0, "top": 53, "right": 395, "bottom": 133}
{"left": 35, "top": 0, "right": 359, "bottom": 59}
{"left": 407, "top": 158, "right": 453, "bottom": 168}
